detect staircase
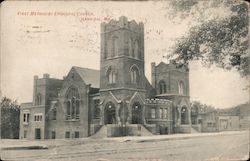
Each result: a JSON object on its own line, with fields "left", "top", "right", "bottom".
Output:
{"left": 90, "top": 125, "right": 107, "bottom": 138}
{"left": 191, "top": 125, "right": 201, "bottom": 133}
{"left": 140, "top": 125, "right": 153, "bottom": 136}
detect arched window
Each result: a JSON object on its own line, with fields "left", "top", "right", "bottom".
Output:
{"left": 65, "top": 87, "right": 80, "bottom": 120}
{"left": 107, "top": 68, "right": 116, "bottom": 84}
{"left": 159, "top": 80, "right": 167, "bottom": 94}
{"left": 134, "top": 40, "right": 139, "bottom": 58}
{"left": 112, "top": 36, "right": 118, "bottom": 57}
{"left": 36, "top": 93, "right": 42, "bottom": 105}
{"left": 178, "top": 81, "right": 184, "bottom": 95}
{"left": 130, "top": 65, "right": 140, "bottom": 84}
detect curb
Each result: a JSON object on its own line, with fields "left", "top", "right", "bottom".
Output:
{"left": 1, "top": 145, "right": 48, "bottom": 150}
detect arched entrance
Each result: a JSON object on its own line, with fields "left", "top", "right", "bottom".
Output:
{"left": 104, "top": 102, "right": 116, "bottom": 124}
{"left": 131, "top": 102, "right": 142, "bottom": 124}
{"left": 181, "top": 106, "right": 189, "bottom": 124}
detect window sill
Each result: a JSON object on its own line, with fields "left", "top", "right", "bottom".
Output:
{"left": 108, "top": 83, "right": 116, "bottom": 85}
{"left": 65, "top": 119, "right": 80, "bottom": 122}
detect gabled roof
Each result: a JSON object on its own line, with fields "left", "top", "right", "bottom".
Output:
{"left": 72, "top": 66, "right": 100, "bottom": 88}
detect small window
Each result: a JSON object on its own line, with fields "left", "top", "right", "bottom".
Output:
{"left": 27, "top": 113, "right": 30, "bottom": 123}
{"left": 51, "top": 131, "right": 56, "bottom": 139}
{"left": 23, "top": 113, "right": 26, "bottom": 122}
{"left": 74, "top": 131, "right": 79, "bottom": 138}
{"left": 23, "top": 112, "right": 30, "bottom": 124}
{"left": 65, "top": 131, "right": 70, "bottom": 138}
{"left": 34, "top": 114, "right": 43, "bottom": 122}
{"left": 151, "top": 108, "right": 156, "bottom": 119}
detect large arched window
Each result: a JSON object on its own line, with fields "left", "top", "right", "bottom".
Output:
{"left": 65, "top": 87, "right": 80, "bottom": 120}
{"left": 178, "top": 81, "right": 184, "bottom": 95}
{"left": 112, "top": 36, "right": 118, "bottom": 57}
{"left": 159, "top": 80, "right": 167, "bottom": 94}
{"left": 130, "top": 65, "right": 140, "bottom": 84}
{"left": 36, "top": 93, "right": 42, "bottom": 105}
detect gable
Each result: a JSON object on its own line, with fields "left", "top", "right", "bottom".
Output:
{"left": 71, "top": 66, "right": 100, "bottom": 88}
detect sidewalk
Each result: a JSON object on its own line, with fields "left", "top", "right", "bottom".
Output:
{"left": 105, "top": 130, "right": 248, "bottom": 143}
{"left": 0, "top": 130, "right": 248, "bottom": 150}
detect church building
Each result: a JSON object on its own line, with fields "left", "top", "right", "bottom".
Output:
{"left": 19, "top": 16, "right": 191, "bottom": 139}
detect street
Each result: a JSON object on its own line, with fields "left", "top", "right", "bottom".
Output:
{"left": 0, "top": 131, "right": 249, "bottom": 161}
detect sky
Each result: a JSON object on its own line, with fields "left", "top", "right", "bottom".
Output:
{"left": 0, "top": 1, "right": 249, "bottom": 108}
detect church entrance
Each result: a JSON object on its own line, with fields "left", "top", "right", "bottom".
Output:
{"left": 104, "top": 102, "right": 116, "bottom": 124}
{"left": 181, "top": 106, "right": 189, "bottom": 124}
{"left": 132, "top": 102, "right": 142, "bottom": 124}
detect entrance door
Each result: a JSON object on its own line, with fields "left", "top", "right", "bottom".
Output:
{"left": 159, "top": 125, "right": 168, "bottom": 134}
{"left": 132, "top": 103, "right": 142, "bottom": 124}
{"left": 104, "top": 102, "right": 116, "bottom": 124}
{"left": 181, "top": 106, "right": 189, "bottom": 124}
{"left": 35, "top": 128, "right": 41, "bottom": 139}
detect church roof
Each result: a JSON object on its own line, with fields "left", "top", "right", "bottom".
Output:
{"left": 72, "top": 66, "right": 100, "bottom": 88}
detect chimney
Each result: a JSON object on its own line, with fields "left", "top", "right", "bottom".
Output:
{"left": 43, "top": 73, "right": 50, "bottom": 79}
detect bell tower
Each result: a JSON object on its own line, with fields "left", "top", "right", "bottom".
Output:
{"left": 99, "top": 16, "right": 146, "bottom": 126}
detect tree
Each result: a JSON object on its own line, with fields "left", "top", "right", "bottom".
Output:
{"left": 191, "top": 101, "right": 216, "bottom": 114}
{"left": 1, "top": 96, "right": 20, "bottom": 139}
{"left": 167, "top": 1, "right": 249, "bottom": 77}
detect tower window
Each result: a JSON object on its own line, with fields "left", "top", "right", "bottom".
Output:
{"left": 178, "top": 81, "right": 184, "bottom": 95}
{"left": 130, "top": 65, "right": 140, "bottom": 84}
{"left": 112, "top": 36, "right": 118, "bottom": 57}
{"left": 159, "top": 80, "right": 167, "bottom": 94}
{"left": 134, "top": 40, "right": 139, "bottom": 58}
{"left": 128, "top": 38, "right": 133, "bottom": 57}
{"left": 65, "top": 87, "right": 80, "bottom": 120}
{"left": 36, "top": 93, "right": 42, "bottom": 105}
{"left": 108, "top": 70, "right": 116, "bottom": 84}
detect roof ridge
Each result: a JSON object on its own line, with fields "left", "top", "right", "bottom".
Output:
{"left": 72, "top": 66, "right": 100, "bottom": 71}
